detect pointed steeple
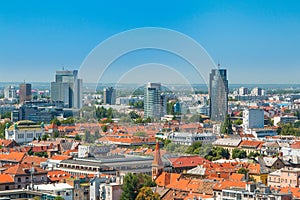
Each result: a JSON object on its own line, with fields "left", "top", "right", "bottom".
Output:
{"left": 152, "top": 141, "right": 164, "bottom": 180}
{"left": 153, "top": 141, "right": 163, "bottom": 166}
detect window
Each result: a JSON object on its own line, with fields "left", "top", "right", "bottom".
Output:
{"left": 18, "top": 178, "right": 21, "bottom": 182}
{"left": 5, "top": 186, "right": 9, "bottom": 190}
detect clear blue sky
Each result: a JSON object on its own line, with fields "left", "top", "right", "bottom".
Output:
{"left": 0, "top": 0, "right": 300, "bottom": 84}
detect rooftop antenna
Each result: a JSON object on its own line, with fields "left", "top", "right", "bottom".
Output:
{"left": 217, "top": 60, "right": 221, "bottom": 69}
{"left": 62, "top": 65, "right": 65, "bottom": 71}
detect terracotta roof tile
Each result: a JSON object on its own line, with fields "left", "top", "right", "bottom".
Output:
{"left": 0, "top": 174, "right": 14, "bottom": 183}
{"left": 0, "top": 152, "right": 26, "bottom": 163}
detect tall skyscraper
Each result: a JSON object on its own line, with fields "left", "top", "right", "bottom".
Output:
{"left": 19, "top": 83, "right": 32, "bottom": 104}
{"left": 103, "top": 87, "right": 116, "bottom": 105}
{"left": 144, "top": 83, "right": 166, "bottom": 119}
{"left": 209, "top": 69, "right": 228, "bottom": 122}
{"left": 51, "top": 70, "right": 83, "bottom": 109}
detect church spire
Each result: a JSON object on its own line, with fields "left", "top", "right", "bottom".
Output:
{"left": 152, "top": 141, "right": 164, "bottom": 180}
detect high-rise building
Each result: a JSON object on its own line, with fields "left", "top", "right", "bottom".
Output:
{"left": 243, "top": 108, "right": 264, "bottom": 131}
{"left": 103, "top": 87, "right": 116, "bottom": 105}
{"left": 19, "top": 83, "right": 32, "bottom": 104}
{"left": 209, "top": 69, "right": 228, "bottom": 122}
{"left": 239, "top": 87, "right": 248, "bottom": 95}
{"left": 251, "top": 87, "right": 264, "bottom": 96}
{"left": 51, "top": 70, "right": 83, "bottom": 109}
{"left": 4, "top": 85, "right": 17, "bottom": 99}
{"left": 144, "top": 83, "right": 166, "bottom": 119}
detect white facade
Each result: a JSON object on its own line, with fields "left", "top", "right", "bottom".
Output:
{"left": 5, "top": 121, "right": 45, "bottom": 144}
{"left": 99, "top": 183, "right": 122, "bottom": 200}
{"left": 33, "top": 183, "right": 74, "bottom": 200}
{"left": 78, "top": 145, "right": 110, "bottom": 158}
{"left": 243, "top": 109, "right": 264, "bottom": 131}
{"left": 4, "top": 85, "right": 17, "bottom": 99}
{"left": 167, "top": 131, "right": 216, "bottom": 145}
{"left": 273, "top": 116, "right": 298, "bottom": 126}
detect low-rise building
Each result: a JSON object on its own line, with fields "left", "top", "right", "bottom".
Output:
{"left": 274, "top": 115, "right": 298, "bottom": 126}
{"left": 212, "top": 138, "right": 241, "bottom": 155}
{"left": 5, "top": 120, "right": 45, "bottom": 144}
{"left": 268, "top": 167, "right": 300, "bottom": 188}
{"left": 167, "top": 131, "right": 216, "bottom": 145}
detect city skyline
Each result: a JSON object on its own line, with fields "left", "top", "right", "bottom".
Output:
{"left": 1, "top": 1, "right": 300, "bottom": 84}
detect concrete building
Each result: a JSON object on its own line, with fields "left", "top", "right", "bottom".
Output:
{"left": 33, "top": 183, "right": 74, "bottom": 200}
{"left": 268, "top": 167, "right": 300, "bottom": 188}
{"left": 78, "top": 145, "right": 110, "bottom": 158}
{"left": 99, "top": 182, "right": 122, "bottom": 200}
{"left": 167, "top": 131, "right": 216, "bottom": 145}
{"left": 251, "top": 87, "right": 264, "bottom": 96}
{"left": 5, "top": 120, "right": 45, "bottom": 144}
{"left": 19, "top": 83, "right": 31, "bottom": 104}
{"left": 209, "top": 69, "right": 228, "bottom": 122}
{"left": 51, "top": 70, "right": 83, "bottom": 109}
{"left": 274, "top": 115, "right": 298, "bottom": 126}
{"left": 238, "top": 87, "right": 248, "bottom": 95}
{"left": 219, "top": 183, "right": 292, "bottom": 200}
{"left": 144, "top": 83, "right": 166, "bottom": 119}
{"left": 90, "top": 175, "right": 107, "bottom": 200}
{"left": 4, "top": 85, "right": 17, "bottom": 100}
{"left": 103, "top": 87, "right": 116, "bottom": 105}
{"left": 243, "top": 108, "right": 264, "bottom": 131}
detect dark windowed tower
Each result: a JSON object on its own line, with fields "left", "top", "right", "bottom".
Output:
{"left": 209, "top": 69, "right": 228, "bottom": 122}
{"left": 103, "top": 87, "right": 116, "bottom": 105}
{"left": 51, "top": 70, "right": 83, "bottom": 109}
{"left": 19, "top": 83, "right": 32, "bottom": 104}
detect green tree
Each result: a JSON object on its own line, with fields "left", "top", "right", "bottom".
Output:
{"left": 232, "top": 148, "right": 247, "bottom": 159}
{"left": 248, "top": 151, "right": 260, "bottom": 158}
{"left": 61, "top": 117, "right": 75, "bottom": 125}
{"left": 136, "top": 187, "right": 160, "bottom": 200}
{"left": 185, "top": 141, "right": 202, "bottom": 154}
{"left": 237, "top": 167, "right": 249, "bottom": 175}
{"left": 234, "top": 119, "right": 243, "bottom": 126}
{"left": 134, "top": 131, "right": 147, "bottom": 137}
{"left": 129, "top": 111, "right": 140, "bottom": 119}
{"left": 221, "top": 114, "right": 233, "bottom": 134}
{"left": 120, "top": 173, "right": 139, "bottom": 200}
{"left": 54, "top": 196, "right": 64, "bottom": 200}
{"left": 167, "top": 101, "right": 176, "bottom": 115}
{"left": 74, "top": 134, "right": 81, "bottom": 141}
{"left": 53, "top": 131, "right": 59, "bottom": 138}
{"left": 34, "top": 152, "right": 48, "bottom": 158}
{"left": 50, "top": 118, "right": 61, "bottom": 126}
{"left": 42, "top": 134, "right": 49, "bottom": 141}
{"left": 295, "top": 121, "right": 300, "bottom": 128}
{"left": 0, "top": 122, "right": 12, "bottom": 139}
{"left": 0, "top": 112, "right": 11, "bottom": 119}
{"left": 102, "top": 125, "right": 108, "bottom": 132}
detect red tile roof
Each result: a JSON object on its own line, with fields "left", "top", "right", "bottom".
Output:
{"left": 50, "top": 155, "right": 72, "bottom": 161}
{"left": 4, "top": 163, "right": 47, "bottom": 175}
{"left": 239, "top": 140, "right": 264, "bottom": 149}
{"left": 169, "top": 156, "right": 211, "bottom": 168}
{"left": 47, "top": 170, "right": 71, "bottom": 182}
{"left": 22, "top": 155, "right": 47, "bottom": 166}
{"left": 0, "top": 174, "right": 14, "bottom": 183}
{"left": 0, "top": 152, "right": 26, "bottom": 163}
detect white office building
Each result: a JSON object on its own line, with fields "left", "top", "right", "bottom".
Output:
{"left": 243, "top": 108, "right": 264, "bottom": 131}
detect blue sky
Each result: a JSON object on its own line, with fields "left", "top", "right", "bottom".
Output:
{"left": 0, "top": 0, "right": 300, "bottom": 84}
